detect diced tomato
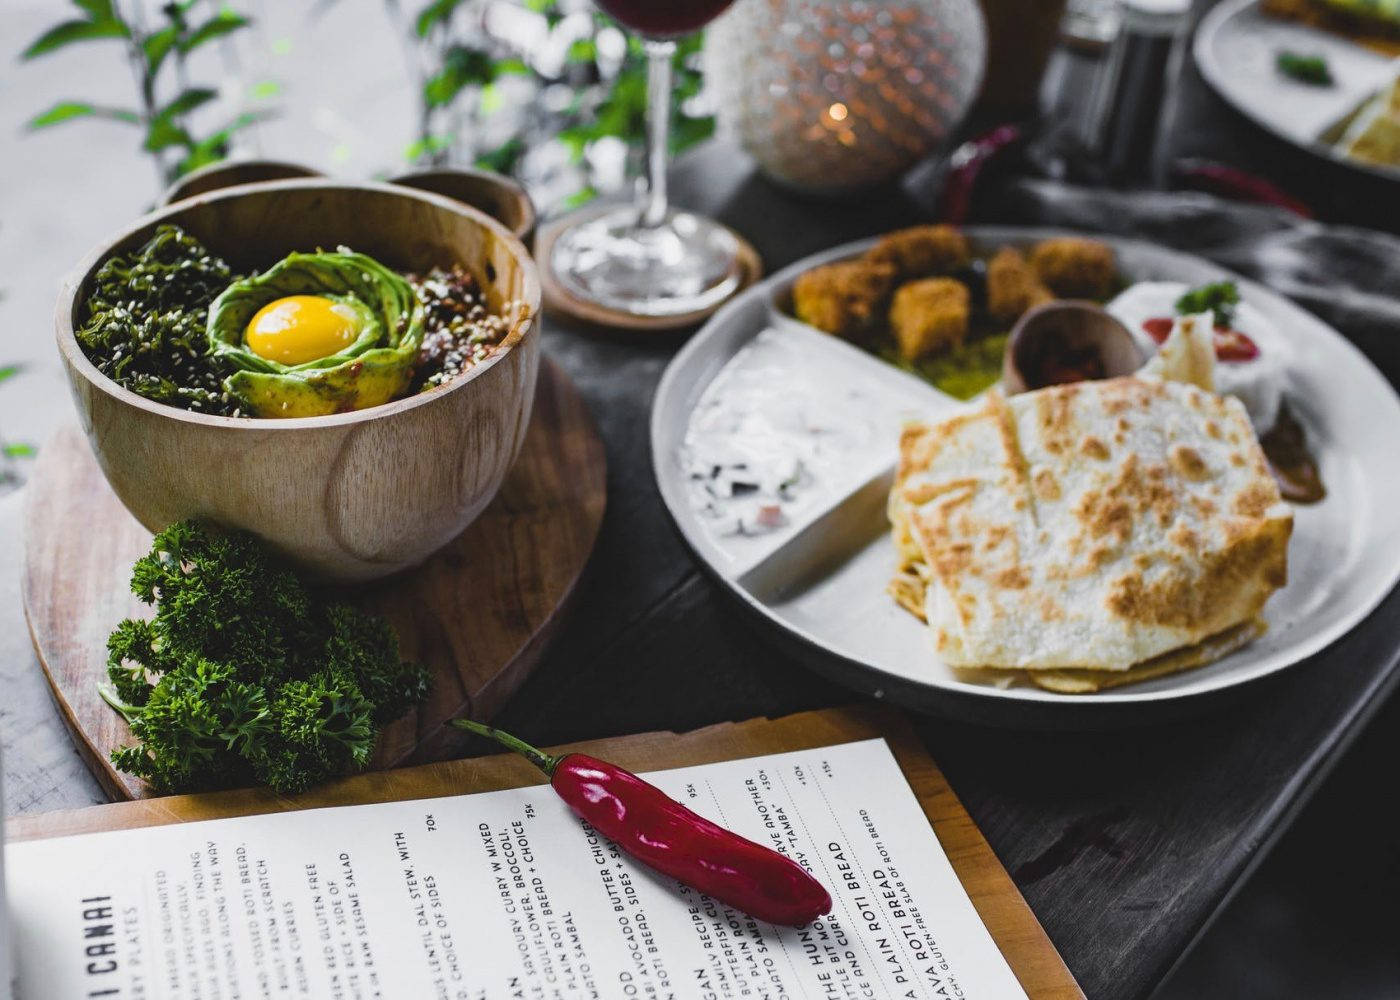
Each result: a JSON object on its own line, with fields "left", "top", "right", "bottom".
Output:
{"left": 1214, "top": 325, "right": 1259, "bottom": 361}
{"left": 1143, "top": 316, "right": 1260, "bottom": 361}
{"left": 1142, "top": 317, "right": 1174, "bottom": 343}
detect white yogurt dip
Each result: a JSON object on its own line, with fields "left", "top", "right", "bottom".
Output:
{"left": 682, "top": 324, "right": 949, "bottom": 569}
{"left": 1107, "top": 280, "right": 1290, "bottom": 432}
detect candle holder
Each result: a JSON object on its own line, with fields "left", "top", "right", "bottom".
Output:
{"left": 706, "top": 0, "right": 986, "bottom": 196}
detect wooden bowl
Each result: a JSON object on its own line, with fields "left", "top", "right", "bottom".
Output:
{"left": 1002, "top": 300, "right": 1142, "bottom": 395}
{"left": 160, "top": 159, "right": 322, "bottom": 205}
{"left": 56, "top": 179, "right": 542, "bottom": 582}
{"left": 389, "top": 168, "right": 537, "bottom": 245}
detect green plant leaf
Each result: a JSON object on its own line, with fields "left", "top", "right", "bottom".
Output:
{"left": 143, "top": 87, "right": 218, "bottom": 151}
{"left": 175, "top": 110, "right": 270, "bottom": 175}
{"left": 424, "top": 45, "right": 495, "bottom": 108}
{"left": 74, "top": 0, "right": 117, "bottom": 18}
{"left": 144, "top": 118, "right": 194, "bottom": 153}
{"left": 567, "top": 38, "right": 597, "bottom": 63}
{"left": 179, "top": 10, "right": 251, "bottom": 53}
{"left": 2, "top": 443, "right": 36, "bottom": 460}
{"left": 143, "top": 24, "right": 180, "bottom": 74}
{"left": 157, "top": 87, "right": 219, "bottom": 121}
{"left": 27, "top": 101, "right": 140, "bottom": 129}
{"left": 671, "top": 112, "right": 715, "bottom": 154}
{"left": 475, "top": 137, "right": 524, "bottom": 175}
{"left": 404, "top": 133, "right": 452, "bottom": 163}
{"left": 415, "top": 0, "right": 461, "bottom": 37}
{"left": 249, "top": 79, "right": 281, "bottom": 100}
{"left": 0, "top": 365, "right": 21, "bottom": 384}
{"left": 22, "top": 17, "right": 129, "bottom": 59}
{"left": 559, "top": 185, "right": 597, "bottom": 211}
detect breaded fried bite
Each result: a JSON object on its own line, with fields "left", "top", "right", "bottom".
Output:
{"left": 1029, "top": 237, "right": 1117, "bottom": 299}
{"left": 986, "top": 246, "right": 1054, "bottom": 324}
{"left": 889, "top": 277, "right": 969, "bottom": 361}
{"left": 863, "top": 225, "right": 970, "bottom": 279}
{"left": 791, "top": 260, "right": 897, "bottom": 338}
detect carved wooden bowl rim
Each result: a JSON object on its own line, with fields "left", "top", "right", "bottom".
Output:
{"left": 55, "top": 177, "right": 542, "bottom": 431}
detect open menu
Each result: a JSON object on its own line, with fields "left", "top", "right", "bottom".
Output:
{"left": 6, "top": 738, "right": 1027, "bottom": 999}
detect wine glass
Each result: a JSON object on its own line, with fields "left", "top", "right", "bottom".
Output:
{"left": 549, "top": 0, "right": 742, "bottom": 318}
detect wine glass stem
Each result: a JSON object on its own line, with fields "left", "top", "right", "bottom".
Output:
{"left": 640, "top": 38, "right": 676, "bottom": 229}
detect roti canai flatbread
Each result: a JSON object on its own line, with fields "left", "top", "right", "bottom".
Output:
{"left": 889, "top": 319, "right": 1291, "bottom": 687}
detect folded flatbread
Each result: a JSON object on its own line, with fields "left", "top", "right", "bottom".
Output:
{"left": 889, "top": 316, "right": 1291, "bottom": 687}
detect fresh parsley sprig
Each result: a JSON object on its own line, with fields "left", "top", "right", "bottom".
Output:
{"left": 102, "top": 520, "right": 431, "bottom": 794}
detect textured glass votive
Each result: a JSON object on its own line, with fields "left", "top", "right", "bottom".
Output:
{"left": 706, "top": 0, "right": 986, "bottom": 194}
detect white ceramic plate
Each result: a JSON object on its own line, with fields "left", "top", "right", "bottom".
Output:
{"left": 1194, "top": 0, "right": 1400, "bottom": 183}
{"left": 650, "top": 229, "right": 1400, "bottom": 725}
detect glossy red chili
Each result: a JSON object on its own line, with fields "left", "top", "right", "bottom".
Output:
{"left": 454, "top": 720, "right": 832, "bottom": 927}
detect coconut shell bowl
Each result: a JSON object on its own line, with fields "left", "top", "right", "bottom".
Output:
{"left": 56, "top": 179, "right": 542, "bottom": 582}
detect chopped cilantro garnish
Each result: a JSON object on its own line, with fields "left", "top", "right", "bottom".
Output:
{"left": 1175, "top": 281, "right": 1240, "bottom": 329}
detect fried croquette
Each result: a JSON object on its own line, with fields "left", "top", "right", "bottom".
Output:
{"left": 791, "top": 260, "right": 897, "bottom": 338}
{"left": 986, "top": 247, "right": 1054, "bottom": 324}
{"left": 889, "top": 277, "right": 970, "bottom": 361}
{"left": 863, "top": 225, "right": 971, "bottom": 279}
{"left": 1029, "top": 238, "right": 1117, "bottom": 299}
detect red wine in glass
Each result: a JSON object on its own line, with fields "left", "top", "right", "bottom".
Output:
{"left": 594, "top": 0, "right": 736, "bottom": 37}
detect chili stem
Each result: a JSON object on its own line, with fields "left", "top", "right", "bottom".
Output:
{"left": 452, "top": 719, "right": 560, "bottom": 776}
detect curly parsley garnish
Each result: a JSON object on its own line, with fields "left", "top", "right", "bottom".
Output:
{"left": 102, "top": 520, "right": 430, "bottom": 794}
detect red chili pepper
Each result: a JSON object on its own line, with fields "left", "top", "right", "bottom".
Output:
{"left": 1171, "top": 160, "right": 1315, "bottom": 219}
{"left": 936, "top": 123, "right": 1023, "bottom": 225}
{"left": 453, "top": 720, "right": 833, "bottom": 928}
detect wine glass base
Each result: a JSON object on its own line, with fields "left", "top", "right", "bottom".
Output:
{"left": 549, "top": 207, "right": 744, "bottom": 318}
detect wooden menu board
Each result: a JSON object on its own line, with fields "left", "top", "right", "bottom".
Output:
{"left": 7, "top": 704, "right": 1083, "bottom": 999}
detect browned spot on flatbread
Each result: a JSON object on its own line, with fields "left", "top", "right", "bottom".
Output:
{"left": 1169, "top": 443, "right": 1210, "bottom": 481}
{"left": 984, "top": 524, "right": 1012, "bottom": 551}
{"left": 1076, "top": 493, "right": 1130, "bottom": 543}
{"left": 1081, "top": 436, "right": 1110, "bottom": 460}
{"left": 1105, "top": 518, "right": 1291, "bottom": 630}
{"left": 1232, "top": 481, "right": 1275, "bottom": 519}
{"left": 990, "top": 391, "right": 1034, "bottom": 507}
{"left": 1169, "top": 524, "right": 1200, "bottom": 553}
{"left": 1033, "top": 468, "right": 1061, "bottom": 501}
{"left": 902, "top": 475, "right": 978, "bottom": 507}
{"left": 995, "top": 566, "right": 1031, "bottom": 589}
{"left": 1035, "top": 386, "right": 1079, "bottom": 459}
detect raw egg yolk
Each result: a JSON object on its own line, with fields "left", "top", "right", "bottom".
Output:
{"left": 244, "top": 295, "right": 361, "bottom": 366}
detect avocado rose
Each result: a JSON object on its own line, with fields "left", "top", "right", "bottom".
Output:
{"left": 207, "top": 250, "right": 425, "bottom": 417}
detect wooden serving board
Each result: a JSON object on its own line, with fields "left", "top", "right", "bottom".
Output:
{"left": 21, "top": 358, "right": 606, "bottom": 801}
{"left": 7, "top": 704, "right": 1084, "bottom": 999}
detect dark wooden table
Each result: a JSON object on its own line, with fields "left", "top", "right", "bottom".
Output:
{"left": 483, "top": 113, "right": 1400, "bottom": 999}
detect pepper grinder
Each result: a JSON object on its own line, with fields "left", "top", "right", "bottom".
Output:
{"left": 1082, "top": 0, "right": 1191, "bottom": 185}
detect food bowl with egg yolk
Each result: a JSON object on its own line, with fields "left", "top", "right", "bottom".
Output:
{"left": 56, "top": 179, "right": 541, "bottom": 582}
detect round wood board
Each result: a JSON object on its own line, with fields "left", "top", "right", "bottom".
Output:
{"left": 22, "top": 358, "right": 606, "bottom": 800}
{"left": 534, "top": 203, "right": 763, "bottom": 333}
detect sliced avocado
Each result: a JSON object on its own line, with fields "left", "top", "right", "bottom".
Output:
{"left": 228, "top": 346, "right": 416, "bottom": 417}
{"left": 207, "top": 249, "right": 424, "bottom": 416}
